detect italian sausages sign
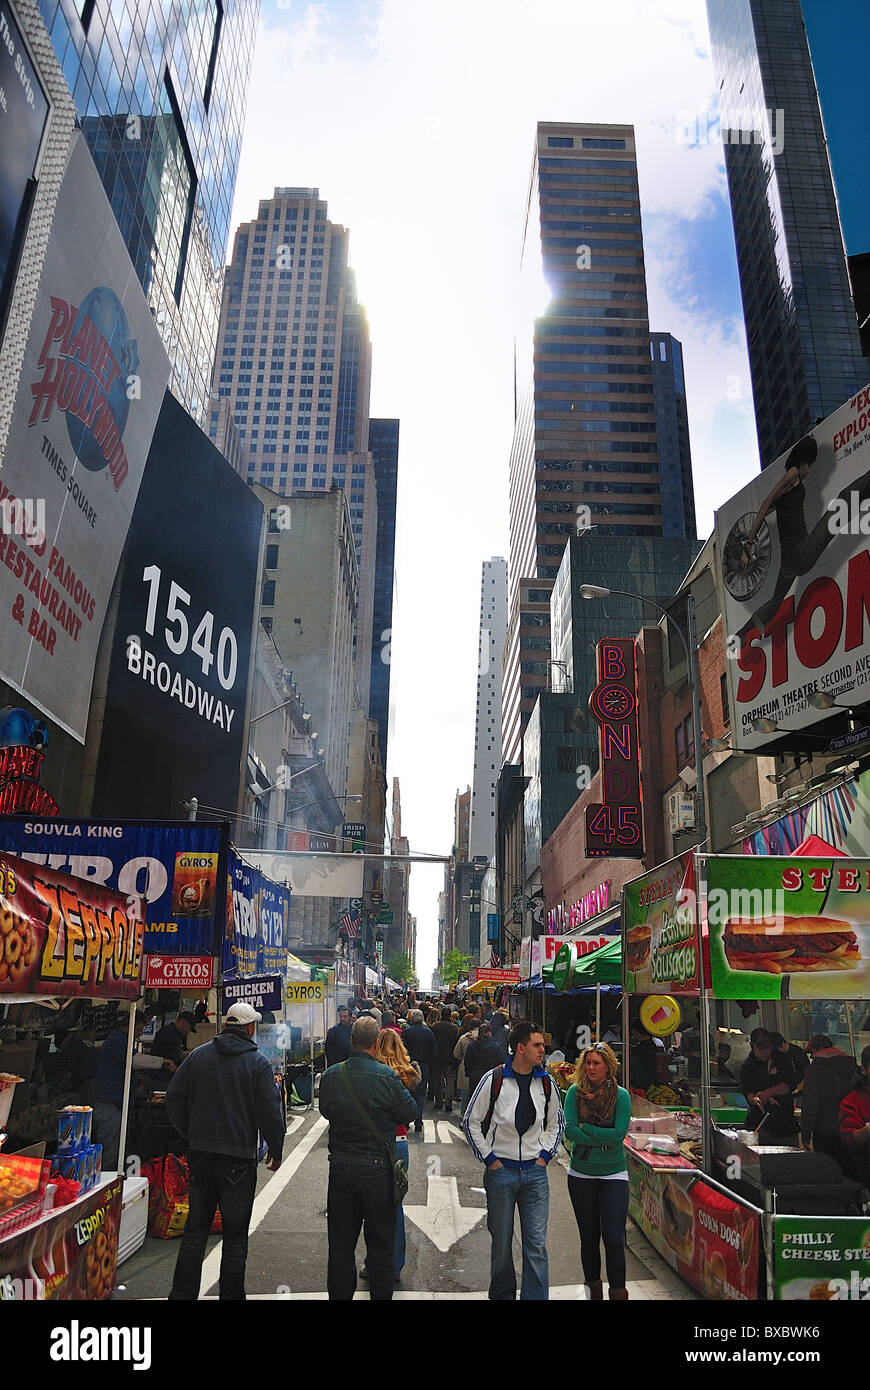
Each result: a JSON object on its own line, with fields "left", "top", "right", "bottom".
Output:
{"left": 0, "top": 850, "right": 143, "bottom": 998}
{"left": 0, "top": 134, "right": 169, "bottom": 741}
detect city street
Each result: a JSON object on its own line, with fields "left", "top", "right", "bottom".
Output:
{"left": 116, "top": 1104, "right": 698, "bottom": 1301}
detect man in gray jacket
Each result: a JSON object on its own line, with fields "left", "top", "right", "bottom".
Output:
{"left": 166, "top": 1001, "right": 285, "bottom": 1301}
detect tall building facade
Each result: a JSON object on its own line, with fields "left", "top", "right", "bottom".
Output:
{"left": 650, "top": 334, "right": 696, "bottom": 540}
{"left": 39, "top": 0, "right": 259, "bottom": 422}
{"left": 705, "top": 0, "right": 866, "bottom": 467}
{"left": 211, "top": 187, "right": 380, "bottom": 708}
{"left": 470, "top": 557, "right": 508, "bottom": 862}
{"left": 254, "top": 485, "right": 358, "bottom": 809}
{"left": 368, "top": 417, "right": 400, "bottom": 771}
{"left": 503, "top": 122, "right": 694, "bottom": 764}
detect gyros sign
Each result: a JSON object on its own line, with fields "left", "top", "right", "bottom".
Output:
{"left": 144, "top": 954, "right": 214, "bottom": 988}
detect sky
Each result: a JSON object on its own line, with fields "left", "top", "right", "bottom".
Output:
{"left": 232, "top": 0, "right": 763, "bottom": 987}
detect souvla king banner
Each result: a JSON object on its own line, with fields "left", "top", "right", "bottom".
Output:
{"left": 716, "top": 381, "right": 870, "bottom": 752}
{"left": 0, "top": 850, "right": 143, "bottom": 997}
{"left": 622, "top": 852, "right": 699, "bottom": 994}
{"left": 706, "top": 855, "right": 870, "bottom": 1000}
{"left": 0, "top": 133, "right": 169, "bottom": 742}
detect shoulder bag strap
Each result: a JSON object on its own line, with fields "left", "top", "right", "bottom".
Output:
{"left": 339, "top": 1061, "right": 393, "bottom": 1157}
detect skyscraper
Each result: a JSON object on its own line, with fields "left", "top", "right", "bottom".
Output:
{"left": 503, "top": 122, "right": 695, "bottom": 764}
{"left": 368, "top": 417, "right": 400, "bottom": 772}
{"left": 38, "top": 0, "right": 260, "bottom": 423}
{"left": 211, "top": 188, "right": 379, "bottom": 709}
{"left": 650, "top": 334, "right": 696, "bottom": 541}
{"left": 705, "top": 0, "right": 866, "bottom": 467}
{"left": 470, "top": 557, "right": 508, "bottom": 862}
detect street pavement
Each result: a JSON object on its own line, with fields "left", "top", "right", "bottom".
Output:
{"left": 116, "top": 1100, "right": 700, "bottom": 1302}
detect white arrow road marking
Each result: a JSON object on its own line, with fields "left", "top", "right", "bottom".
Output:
{"left": 436, "top": 1121, "right": 463, "bottom": 1144}
{"left": 403, "top": 1175, "right": 486, "bottom": 1253}
{"left": 198, "top": 1115, "right": 327, "bottom": 1294}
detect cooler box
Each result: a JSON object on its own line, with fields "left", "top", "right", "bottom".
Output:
{"left": 117, "top": 1175, "right": 148, "bottom": 1265}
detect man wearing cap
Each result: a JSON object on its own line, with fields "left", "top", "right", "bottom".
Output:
{"left": 166, "top": 1002, "right": 286, "bottom": 1300}
{"left": 151, "top": 1010, "right": 198, "bottom": 1068}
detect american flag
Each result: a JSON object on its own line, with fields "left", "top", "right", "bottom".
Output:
{"left": 339, "top": 912, "right": 360, "bottom": 940}
{"left": 489, "top": 949, "right": 501, "bottom": 967}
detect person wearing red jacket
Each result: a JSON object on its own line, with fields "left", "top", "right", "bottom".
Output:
{"left": 839, "top": 1045, "right": 870, "bottom": 1185}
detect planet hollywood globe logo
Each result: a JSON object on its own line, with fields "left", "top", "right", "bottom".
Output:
{"left": 29, "top": 286, "right": 140, "bottom": 490}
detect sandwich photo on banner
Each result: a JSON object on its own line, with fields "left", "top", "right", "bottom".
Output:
{"left": 706, "top": 855, "right": 870, "bottom": 1001}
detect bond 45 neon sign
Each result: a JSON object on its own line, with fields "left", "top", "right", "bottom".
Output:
{"left": 585, "top": 639, "right": 644, "bottom": 859}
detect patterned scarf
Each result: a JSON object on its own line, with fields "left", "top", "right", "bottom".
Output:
{"left": 574, "top": 1074, "right": 618, "bottom": 1126}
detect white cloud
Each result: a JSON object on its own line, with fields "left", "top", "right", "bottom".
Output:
{"left": 231, "top": 0, "right": 760, "bottom": 985}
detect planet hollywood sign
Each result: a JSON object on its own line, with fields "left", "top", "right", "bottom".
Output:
{"left": 547, "top": 880, "right": 611, "bottom": 934}
{"left": 0, "top": 744, "right": 59, "bottom": 815}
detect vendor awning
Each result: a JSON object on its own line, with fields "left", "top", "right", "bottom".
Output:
{"left": 571, "top": 937, "right": 622, "bottom": 985}
{"left": 514, "top": 973, "right": 621, "bottom": 996}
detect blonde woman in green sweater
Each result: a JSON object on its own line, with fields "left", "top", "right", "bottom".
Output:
{"left": 563, "top": 1042, "right": 631, "bottom": 1301}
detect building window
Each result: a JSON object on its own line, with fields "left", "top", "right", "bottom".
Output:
{"left": 265, "top": 544, "right": 279, "bottom": 569}
{"left": 721, "top": 672, "right": 730, "bottom": 727}
{"left": 262, "top": 580, "right": 276, "bottom": 606}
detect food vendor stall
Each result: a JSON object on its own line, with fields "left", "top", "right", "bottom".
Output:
{"left": 0, "top": 851, "right": 144, "bottom": 1300}
{"left": 617, "top": 848, "right": 870, "bottom": 1300}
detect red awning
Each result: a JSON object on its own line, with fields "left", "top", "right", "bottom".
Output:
{"left": 791, "top": 834, "right": 846, "bottom": 857}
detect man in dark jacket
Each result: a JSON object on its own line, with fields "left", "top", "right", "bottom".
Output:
{"left": 402, "top": 1009, "right": 437, "bottom": 1132}
{"left": 739, "top": 1028, "right": 798, "bottom": 1143}
{"left": 325, "top": 1007, "right": 354, "bottom": 1067}
{"left": 800, "top": 1035, "right": 856, "bottom": 1163}
{"left": 152, "top": 1010, "right": 197, "bottom": 1067}
{"left": 319, "top": 1016, "right": 417, "bottom": 1300}
{"left": 166, "top": 1002, "right": 285, "bottom": 1301}
{"left": 463, "top": 1023, "right": 504, "bottom": 1103}
{"left": 432, "top": 1007, "right": 460, "bottom": 1113}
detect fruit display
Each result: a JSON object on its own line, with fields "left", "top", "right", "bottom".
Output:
{"left": 645, "top": 1084, "right": 680, "bottom": 1105}
{"left": 547, "top": 1061, "right": 576, "bottom": 1093}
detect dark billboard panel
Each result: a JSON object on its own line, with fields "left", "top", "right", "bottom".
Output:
{"left": 91, "top": 392, "right": 263, "bottom": 820}
{"left": 0, "top": 0, "right": 49, "bottom": 315}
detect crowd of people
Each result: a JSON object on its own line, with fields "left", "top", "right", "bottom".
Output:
{"left": 99, "top": 986, "right": 869, "bottom": 1303}
{"left": 321, "top": 991, "right": 635, "bottom": 1301}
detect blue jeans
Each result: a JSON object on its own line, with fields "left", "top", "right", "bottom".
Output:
{"left": 327, "top": 1153, "right": 397, "bottom": 1300}
{"left": 169, "top": 1152, "right": 258, "bottom": 1300}
{"left": 412, "top": 1068, "right": 429, "bottom": 1127}
{"left": 483, "top": 1162, "right": 550, "bottom": 1300}
{"left": 394, "top": 1139, "right": 409, "bottom": 1276}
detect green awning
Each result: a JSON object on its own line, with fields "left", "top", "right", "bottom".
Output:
{"left": 571, "top": 937, "right": 622, "bottom": 985}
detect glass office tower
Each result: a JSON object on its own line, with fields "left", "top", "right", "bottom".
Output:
{"left": 368, "top": 417, "right": 399, "bottom": 771}
{"left": 705, "top": 0, "right": 866, "bottom": 467}
{"left": 38, "top": 0, "right": 259, "bottom": 423}
{"left": 502, "top": 122, "right": 697, "bottom": 765}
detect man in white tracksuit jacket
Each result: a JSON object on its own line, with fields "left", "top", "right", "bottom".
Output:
{"left": 462, "top": 1020, "right": 564, "bottom": 1300}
